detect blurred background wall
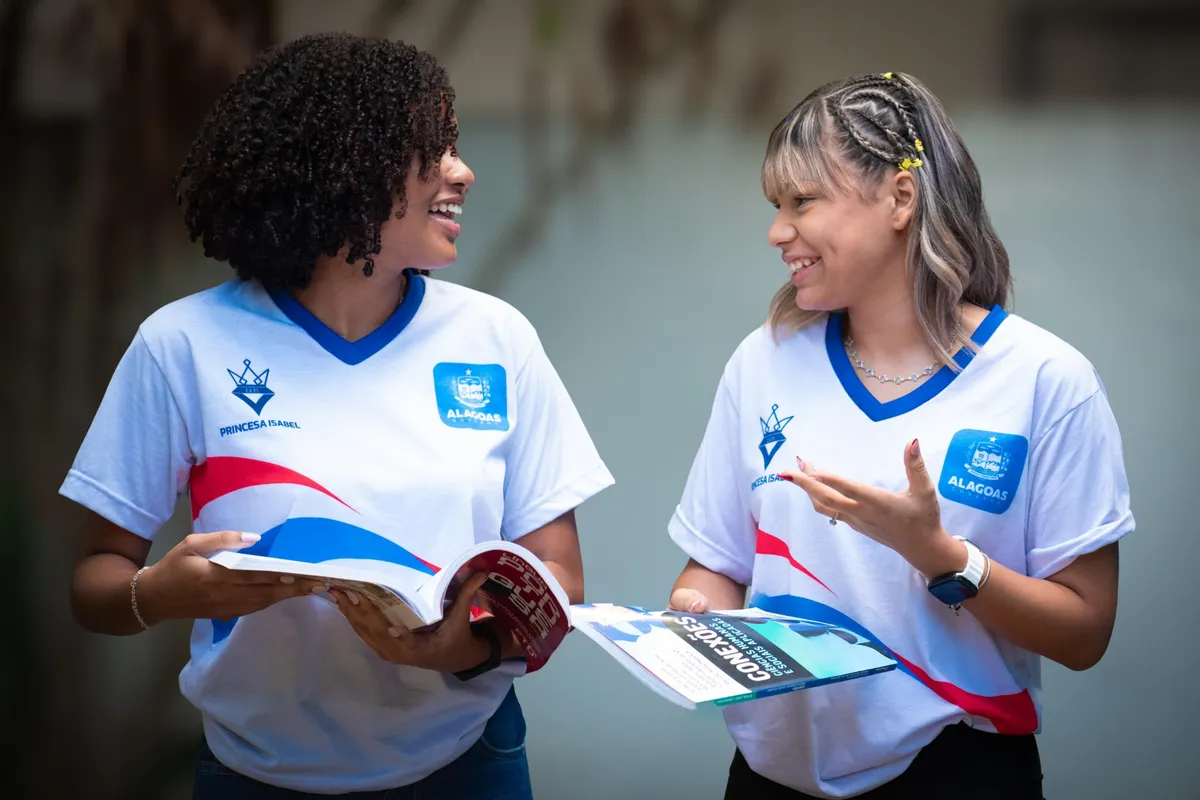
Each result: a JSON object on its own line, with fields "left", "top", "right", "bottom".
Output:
{"left": 2, "top": 1, "right": 1197, "bottom": 798}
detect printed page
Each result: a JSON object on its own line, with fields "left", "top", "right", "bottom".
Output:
{"left": 710, "top": 610, "right": 897, "bottom": 683}
{"left": 570, "top": 605, "right": 897, "bottom": 706}
{"left": 571, "top": 605, "right": 748, "bottom": 705}
{"left": 419, "top": 540, "right": 571, "bottom": 673}
{"left": 209, "top": 550, "right": 432, "bottom": 627}
{"left": 207, "top": 492, "right": 444, "bottom": 626}
{"left": 567, "top": 612, "right": 698, "bottom": 709}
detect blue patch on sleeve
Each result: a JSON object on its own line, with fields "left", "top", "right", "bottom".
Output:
{"left": 938, "top": 429, "right": 1029, "bottom": 515}
{"left": 433, "top": 363, "right": 509, "bottom": 431}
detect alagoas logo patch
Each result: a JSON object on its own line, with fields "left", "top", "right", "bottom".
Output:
{"left": 938, "top": 429, "right": 1029, "bottom": 515}
{"left": 433, "top": 363, "right": 509, "bottom": 431}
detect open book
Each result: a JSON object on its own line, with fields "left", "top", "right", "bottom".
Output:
{"left": 210, "top": 526, "right": 570, "bottom": 673}
{"left": 206, "top": 505, "right": 892, "bottom": 697}
{"left": 569, "top": 604, "right": 897, "bottom": 708}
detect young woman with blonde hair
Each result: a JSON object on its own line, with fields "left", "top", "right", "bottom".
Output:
{"left": 666, "top": 72, "right": 1132, "bottom": 799}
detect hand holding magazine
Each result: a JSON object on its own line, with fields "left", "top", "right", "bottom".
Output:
{"left": 209, "top": 515, "right": 570, "bottom": 672}
{"left": 569, "top": 603, "right": 897, "bottom": 709}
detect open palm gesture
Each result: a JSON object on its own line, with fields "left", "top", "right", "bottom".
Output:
{"left": 778, "top": 439, "right": 964, "bottom": 578}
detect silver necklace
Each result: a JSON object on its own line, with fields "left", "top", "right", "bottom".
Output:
{"left": 844, "top": 337, "right": 938, "bottom": 385}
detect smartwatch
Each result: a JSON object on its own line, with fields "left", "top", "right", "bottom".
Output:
{"left": 453, "top": 619, "right": 504, "bottom": 682}
{"left": 927, "top": 536, "right": 988, "bottom": 610}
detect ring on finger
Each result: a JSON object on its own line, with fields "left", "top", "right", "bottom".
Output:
{"left": 829, "top": 512, "right": 839, "bottom": 526}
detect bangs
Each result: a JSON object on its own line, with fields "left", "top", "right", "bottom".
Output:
{"left": 760, "top": 101, "right": 851, "bottom": 202}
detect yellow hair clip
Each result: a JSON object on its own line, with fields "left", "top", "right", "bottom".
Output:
{"left": 898, "top": 157, "right": 923, "bottom": 171}
{"left": 883, "top": 72, "right": 894, "bottom": 80}
{"left": 914, "top": 139, "right": 924, "bottom": 152}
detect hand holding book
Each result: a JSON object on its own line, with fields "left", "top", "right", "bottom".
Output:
{"left": 136, "top": 530, "right": 325, "bottom": 627}
{"left": 329, "top": 572, "right": 494, "bottom": 673}
{"left": 208, "top": 520, "right": 573, "bottom": 672}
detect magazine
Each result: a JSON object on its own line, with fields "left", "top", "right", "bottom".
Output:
{"left": 209, "top": 527, "right": 570, "bottom": 673}
{"left": 569, "top": 603, "right": 897, "bottom": 708}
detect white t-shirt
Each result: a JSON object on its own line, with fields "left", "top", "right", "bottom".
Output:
{"left": 61, "top": 273, "right": 614, "bottom": 793}
{"left": 668, "top": 305, "right": 1133, "bottom": 798}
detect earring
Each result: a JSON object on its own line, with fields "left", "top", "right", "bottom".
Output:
{"left": 362, "top": 260, "right": 375, "bottom": 277}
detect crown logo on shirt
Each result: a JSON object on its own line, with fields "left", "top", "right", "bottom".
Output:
{"left": 227, "top": 358, "right": 275, "bottom": 416}
{"left": 758, "top": 403, "right": 794, "bottom": 470}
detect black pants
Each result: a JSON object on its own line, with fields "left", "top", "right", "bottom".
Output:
{"left": 725, "top": 722, "right": 1044, "bottom": 799}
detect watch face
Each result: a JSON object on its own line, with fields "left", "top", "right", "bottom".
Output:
{"left": 928, "top": 576, "right": 977, "bottom": 605}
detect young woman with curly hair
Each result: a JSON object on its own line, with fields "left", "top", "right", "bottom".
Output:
{"left": 62, "top": 33, "right": 613, "bottom": 799}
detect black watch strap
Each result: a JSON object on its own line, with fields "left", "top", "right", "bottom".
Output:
{"left": 453, "top": 620, "right": 504, "bottom": 682}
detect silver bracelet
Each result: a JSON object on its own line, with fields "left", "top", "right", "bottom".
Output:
{"left": 978, "top": 553, "right": 993, "bottom": 591}
{"left": 131, "top": 566, "right": 150, "bottom": 630}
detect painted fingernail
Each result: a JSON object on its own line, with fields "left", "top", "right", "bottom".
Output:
{"left": 280, "top": 575, "right": 295, "bottom": 585}
{"left": 775, "top": 473, "right": 793, "bottom": 482}
{"left": 911, "top": 438, "right": 920, "bottom": 456}
{"left": 388, "top": 627, "right": 401, "bottom": 638}
{"left": 689, "top": 600, "right": 703, "bottom": 612}
{"left": 240, "top": 532, "right": 261, "bottom": 543}
{"left": 346, "top": 590, "right": 360, "bottom": 605}
{"left": 796, "top": 457, "right": 805, "bottom": 470}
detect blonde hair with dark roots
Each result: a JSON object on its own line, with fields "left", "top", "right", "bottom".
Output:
{"left": 762, "top": 72, "right": 1011, "bottom": 368}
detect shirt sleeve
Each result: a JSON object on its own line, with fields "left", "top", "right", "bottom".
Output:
{"left": 1025, "top": 388, "right": 1135, "bottom": 579}
{"left": 58, "top": 331, "right": 194, "bottom": 540}
{"left": 501, "top": 335, "right": 614, "bottom": 540}
{"left": 667, "top": 372, "right": 757, "bottom": 587}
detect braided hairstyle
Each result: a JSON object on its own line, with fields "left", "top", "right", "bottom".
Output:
{"left": 762, "top": 72, "right": 1011, "bottom": 368}
{"left": 175, "top": 33, "right": 458, "bottom": 291}
{"left": 827, "top": 74, "right": 925, "bottom": 170}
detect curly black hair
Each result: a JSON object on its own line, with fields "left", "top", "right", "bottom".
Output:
{"left": 174, "top": 32, "right": 458, "bottom": 291}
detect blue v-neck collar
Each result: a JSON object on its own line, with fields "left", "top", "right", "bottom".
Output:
{"left": 825, "top": 304, "right": 1008, "bottom": 422}
{"left": 268, "top": 270, "right": 426, "bottom": 366}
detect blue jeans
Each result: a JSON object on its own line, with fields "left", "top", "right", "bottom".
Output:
{"left": 192, "top": 688, "right": 532, "bottom": 800}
